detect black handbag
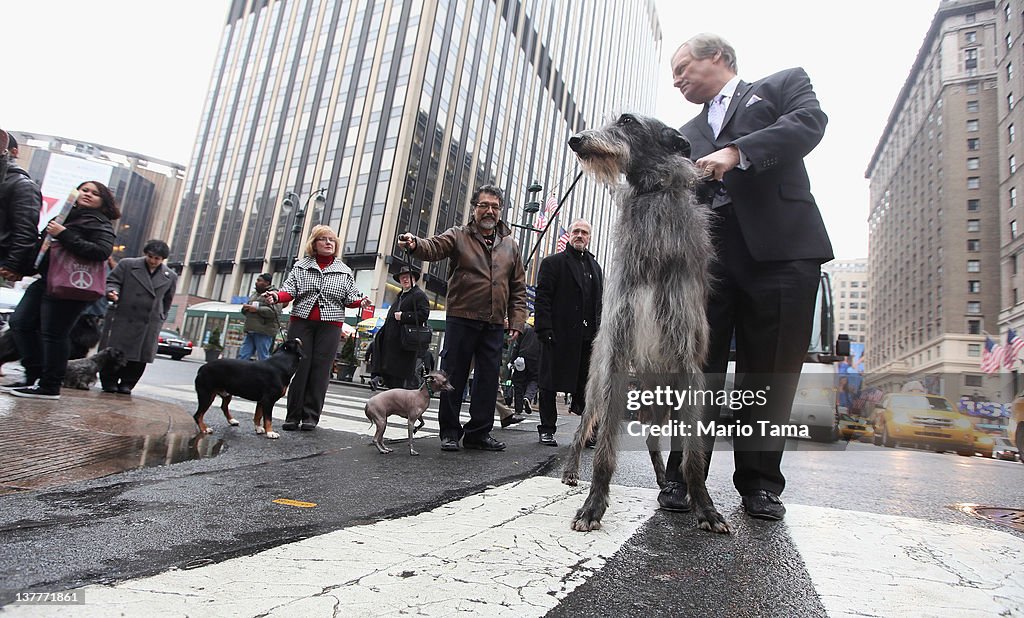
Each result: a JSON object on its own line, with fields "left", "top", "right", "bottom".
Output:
{"left": 400, "top": 324, "right": 432, "bottom": 351}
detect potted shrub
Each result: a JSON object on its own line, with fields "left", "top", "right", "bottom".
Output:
{"left": 336, "top": 334, "right": 358, "bottom": 381}
{"left": 203, "top": 328, "right": 224, "bottom": 362}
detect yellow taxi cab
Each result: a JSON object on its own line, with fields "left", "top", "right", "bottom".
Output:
{"left": 871, "top": 393, "right": 974, "bottom": 456}
{"left": 837, "top": 411, "right": 873, "bottom": 442}
{"left": 972, "top": 430, "right": 996, "bottom": 459}
{"left": 1011, "top": 396, "right": 1024, "bottom": 459}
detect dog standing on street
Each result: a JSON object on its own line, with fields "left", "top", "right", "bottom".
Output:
{"left": 561, "top": 113, "right": 729, "bottom": 534}
{"left": 63, "top": 347, "right": 127, "bottom": 390}
{"left": 364, "top": 370, "right": 453, "bottom": 456}
{"left": 193, "top": 338, "right": 303, "bottom": 439}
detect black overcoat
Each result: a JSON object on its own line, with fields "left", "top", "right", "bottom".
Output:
{"left": 376, "top": 285, "right": 430, "bottom": 382}
{"left": 535, "top": 248, "right": 603, "bottom": 391}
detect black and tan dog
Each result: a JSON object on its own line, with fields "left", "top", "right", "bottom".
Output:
{"left": 193, "top": 338, "right": 303, "bottom": 439}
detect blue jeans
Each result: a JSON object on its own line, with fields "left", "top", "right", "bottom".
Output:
{"left": 237, "top": 332, "right": 273, "bottom": 361}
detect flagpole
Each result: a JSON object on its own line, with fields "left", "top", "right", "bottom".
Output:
{"left": 523, "top": 170, "right": 585, "bottom": 268}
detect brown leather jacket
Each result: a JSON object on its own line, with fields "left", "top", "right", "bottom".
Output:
{"left": 412, "top": 220, "right": 528, "bottom": 332}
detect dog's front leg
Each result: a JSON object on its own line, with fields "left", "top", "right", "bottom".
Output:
{"left": 255, "top": 402, "right": 279, "bottom": 439}
{"left": 408, "top": 416, "right": 419, "bottom": 456}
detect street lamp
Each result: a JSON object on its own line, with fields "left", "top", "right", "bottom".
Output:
{"left": 282, "top": 187, "right": 327, "bottom": 267}
{"left": 508, "top": 180, "right": 544, "bottom": 233}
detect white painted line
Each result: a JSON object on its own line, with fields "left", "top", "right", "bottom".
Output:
{"left": 785, "top": 504, "right": 1024, "bottom": 618}
{"left": 0, "top": 478, "right": 656, "bottom": 617}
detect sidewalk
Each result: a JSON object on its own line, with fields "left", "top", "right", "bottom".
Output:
{"left": 0, "top": 388, "right": 198, "bottom": 495}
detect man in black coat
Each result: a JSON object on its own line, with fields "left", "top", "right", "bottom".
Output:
{"left": 664, "top": 33, "right": 834, "bottom": 521}
{"left": 534, "top": 219, "right": 603, "bottom": 447}
{"left": 0, "top": 133, "right": 43, "bottom": 282}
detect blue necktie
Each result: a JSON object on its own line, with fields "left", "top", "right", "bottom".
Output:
{"left": 708, "top": 94, "right": 726, "bottom": 138}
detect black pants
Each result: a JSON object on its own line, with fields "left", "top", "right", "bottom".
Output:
{"left": 9, "top": 278, "right": 90, "bottom": 389}
{"left": 285, "top": 318, "right": 343, "bottom": 426}
{"left": 666, "top": 206, "right": 820, "bottom": 496}
{"left": 538, "top": 337, "right": 593, "bottom": 435}
{"left": 437, "top": 317, "right": 503, "bottom": 442}
{"left": 100, "top": 360, "right": 147, "bottom": 389}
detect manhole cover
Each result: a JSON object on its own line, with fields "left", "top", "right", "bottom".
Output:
{"left": 953, "top": 504, "right": 1024, "bottom": 532}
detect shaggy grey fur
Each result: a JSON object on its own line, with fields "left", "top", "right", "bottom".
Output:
{"left": 561, "top": 113, "right": 729, "bottom": 534}
{"left": 63, "top": 347, "right": 127, "bottom": 390}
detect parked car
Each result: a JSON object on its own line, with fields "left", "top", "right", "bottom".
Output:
{"left": 837, "top": 411, "right": 873, "bottom": 442}
{"left": 157, "top": 330, "right": 193, "bottom": 360}
{"left": 871, "top": 393, "right": 974, "bottom": 456}
{"left": 1011, "top": 396, "right": 1024, "bottom": 458}
{"left": 992, "top": 437, "right": 1020, "bottom": 462}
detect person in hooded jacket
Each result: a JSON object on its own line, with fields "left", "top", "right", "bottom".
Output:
{"left": 0, "top": 133, "right": 43, "bottom": 282}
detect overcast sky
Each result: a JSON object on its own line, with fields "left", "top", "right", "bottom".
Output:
{"left": 6, "top": 1, "right": 943, "bottom": 260}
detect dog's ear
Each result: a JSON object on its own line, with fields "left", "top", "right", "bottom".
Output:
{"left": 660, "top": 127, "right": 690, "bottom": 158}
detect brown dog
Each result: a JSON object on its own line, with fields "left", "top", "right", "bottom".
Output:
{"left": 364, "top": 370, "right": 453, "bottom": 455}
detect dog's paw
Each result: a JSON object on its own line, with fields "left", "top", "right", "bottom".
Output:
{"left": 203, "top": 427, "right": 214, "bottom": 434}
{"left": 265, "top": 431, "right": 280, "bottom": 439}
{"left": 228, "top": 419, "right": 240, "bottom": 426}
{"left": 570, "top": 510, "right": 603, "bottom": 532}
{"left": 255, "top": 425, "right": 266, "bottom": 434}
{"left": 561, "top": 471, "right": 579, "bottom": 486}
{"left": 696, "top": 509, "right": 731, "bottom": 534}
{"left": 409, "top": 449, "right": 419, "bottom": 456}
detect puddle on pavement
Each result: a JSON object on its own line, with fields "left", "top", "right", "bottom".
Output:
{"left": 126, "top": 433, "right": 227, "bottom": 469}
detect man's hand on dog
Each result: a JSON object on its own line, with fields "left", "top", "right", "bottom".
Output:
{"left": 696, "top": 145, "right": 740, "bottom": 181}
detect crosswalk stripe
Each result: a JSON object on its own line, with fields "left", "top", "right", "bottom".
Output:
{"left": 785, "top": 504, "right": 1024, "bottom": 617}
{"left": 138, "top": 384, "right": 538, "bottom": 442}
{"left": 0, "top": 478, "right": 653, "bottom": 617}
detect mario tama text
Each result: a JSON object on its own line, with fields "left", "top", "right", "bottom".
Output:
{"left": 624, "top": 385, "right": 810, "bottom": 439}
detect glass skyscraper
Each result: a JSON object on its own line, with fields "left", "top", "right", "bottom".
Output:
{"left": 171, "top": 0, "right": 662, "bottom": 308}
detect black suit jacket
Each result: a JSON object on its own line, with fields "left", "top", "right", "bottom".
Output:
{"left": 680, "top": 68, "right": 834, "bottom": 263}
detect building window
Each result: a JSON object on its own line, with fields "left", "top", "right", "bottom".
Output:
{"left": 968, "top": 137, "right": 980, "bottom": 150}
{"left": 968, "top": 157, "right": 980, "bottom": 170}
{"left": 968, "top": 343, "right": 982, "bottom": 357}
{"left": 968, "top": 198, "right": 981, "bottom": 211}
{"left": 968, "top": 177, "right": 981, "bottom": 189}
{"left": 1014, "top": 254, "right": 1019, "bottom": 275}
{"left": 968, "top": 280, "right": 981, "bottom": 293}
{"left": 967, "top": 82, "right": 979, "bottom": 94}
{"left": 1010, "top": 124, "right": 1016, "bottom": 143}
{"left": 966, "top": 30, "right": 978, "bottom": 43}
{"left": 1013, "top": 155, "right": 1019, "bottom": 175}
{"left": 1012, "top": 188, "right": 1018, "bottom": 208}
{"left": 1010, "top": 62, "right": 1015, "bottom": 82}
{"left": 968, "top": 219, "right": 981, "bottom": 232}
{"left": 967, "top": 301, "right": 981, "bottom": 314}
{"left": 1008, "top": 32, "right": 1015, "bottom": 51}
{"left": 1010, "top": 92, "right": 1016, "bottom": 109}
{"left": 968, "top": 259, "right": 981, "bottom": 272}
{"left": 968, "top": 319, "right": 983, "bottom": 335}
{"left": 968, "top": 239, "right": 981, "bottom": 251}
{"left": 965, "top": 374, "right": 983, "bottom": 387}
{"left": 967, "top": 99, "right": 979, "bottom": 113}
{"left": 967, "top": 119, "right": 980, "bottom": 132}
{"left": 965, "top": 48, "right": 979, "bottom": 72}
{"left": 1013, "top": 219, "right": 1019, "bottom": 239}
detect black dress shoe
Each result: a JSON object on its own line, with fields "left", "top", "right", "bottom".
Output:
{"left": 299, "top": 422, "right": 317, "bottom": 431}
{"left": 462, "top": 435, "right": 506, "bottom": 451}
{"left": 741, "top": 490, "right": 786, "bottom": 521}
{"left": 282, "top": 422, "right": 299, "bottom": 431}
{"left": 116, "top": 385, "right": 133, "bottom": 395}
{"left": 657, "top": 481, "right": 692, "bottom": 512}
{"left": 500, "top": 414, "right": 524, "bottom": 428}
{"left": 538, "top": 432, "right": 557, "bottom": 446}
{"left": 101, "top": 385, "right": 118, "bottom": 394}
{"left": 440, "top": 437, "right": 460, "bottom": 451}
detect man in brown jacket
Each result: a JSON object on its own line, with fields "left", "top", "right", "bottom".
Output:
{"left": 398, "top": 185, "right": 528, "bottom": 452}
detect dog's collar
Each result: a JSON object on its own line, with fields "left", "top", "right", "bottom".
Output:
{"left": 424, "top": 379, "right": 435, "bottom": 396}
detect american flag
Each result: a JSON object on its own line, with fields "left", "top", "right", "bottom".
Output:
{"left": 535, "top": 192, "right": 557, "bottom": 231}
{"left": 981, "top": 336, "right": 1003, "bottom": 374}
{"left": 1004, "top": 328, "right": 1024, "bottom": 369}
{"left": 555, "top": 227, "right": 570, "bottom": 252}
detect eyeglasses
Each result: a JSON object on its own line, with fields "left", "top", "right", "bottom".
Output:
{"left": 474, "top": 202, "right": 502, "bottom": 211}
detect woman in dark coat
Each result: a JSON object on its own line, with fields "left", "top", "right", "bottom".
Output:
{"left": 375, "top": 265, "right": 430, "bottom": 389}
{"left": 6, "top": 180, "right": 117, "bottom": 399}
{"left": 101, "top": 240, "right": 178, "bottom": 394}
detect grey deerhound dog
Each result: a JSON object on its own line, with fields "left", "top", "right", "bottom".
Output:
{"left": 561, "top": 113, "right": 729, "bottom": 534}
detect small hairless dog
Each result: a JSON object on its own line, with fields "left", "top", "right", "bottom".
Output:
{"left": 364, "top": 370, "right": 453, "bottom": 455}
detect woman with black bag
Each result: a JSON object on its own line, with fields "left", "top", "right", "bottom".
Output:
{"left": 4, "top": 180, "right": 117, "bottom": 399}
{"left": 373, "top": 265, "right": 430, "bottom": 389}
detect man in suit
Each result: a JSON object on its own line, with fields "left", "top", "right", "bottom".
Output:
{"left": 534, "top": 219, "right": 603, "bottom": 447}
{"left": 660, "top": 33, "right": 834, "bottom": 521}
